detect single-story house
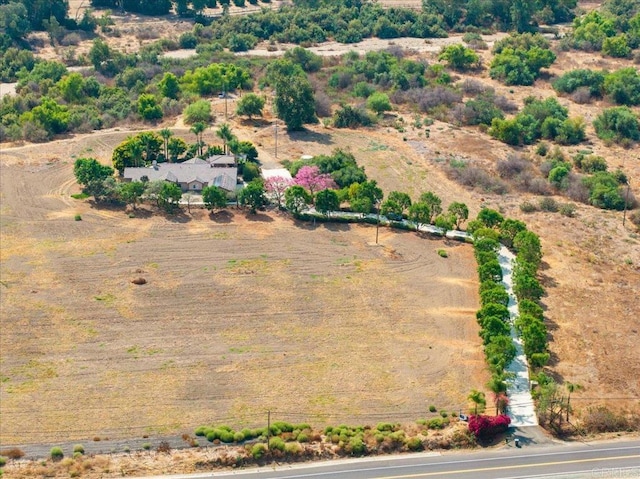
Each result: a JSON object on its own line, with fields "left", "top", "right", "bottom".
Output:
{"left": 123, "top": 158, "right": 238, "bottom": 193}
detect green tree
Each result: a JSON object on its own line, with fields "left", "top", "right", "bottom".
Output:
{"left": 158, "top": 182, "right": 182, "bottom": 212}
{"left": 593, "top": 106, "right": 640, "bottom": 143}
{"left": 602, "top": 34, "right": 631, "bottom": 58}
{"left": 366, "top": 92, "right": 392, "bottom": 114}
{"left": 419, "top": 191, "right": 442, "bottom": 223}
{"left": 447, "top": 201, "right": 469, "bottom": 229}
{"left": 26, "top": 97, "right": 70, "bottom": 136}
{"left": 89, "top": 38, "right": 111, "bottom": 71}
{"left": 283, "top": 46, "right": 323, "bottom": 72}
{"left": 285, "top": 185, "right": 312, "bottom": 215}
{"left": 468, "top": 389, "right": 486, "bottom": 415}
{"left": 239, "top": 179, "right": 267, "bottom": 214}
{"left": 137, "top": 94, "right": 163, "bottom": 121}
{"left": 118, "top": 181, "right": 146, "bottom": 208}
{"left": 190, "top": 122, "right": 207, "bottom": 157}
{"left": 167, "top": 137, "right": 187, "bottom": 162}
{"left": 184, "top": 99, "right": 212, "bottom": 125}
{"left": 74, "top": 157, "right": 114, "bottom": 186}
{"left": 315, "top": 189, "right": 340, "bottom": 217}
{"left": 269, "top": 60, "right": 317, "bottom": 130}
{"left": 478, "top": 260, "right": 502, "bottom": 283}
{"left": 216, "top": 123, "right": 236, "bottom": 154}
{"left": 604, "top": 68, "right": 640, "bottom": 106}
{"left": 236, "top": 93, "right": 266, "bottom": 120}
{"left": 438, "top": 44, "right": 480, "bottom": 71}
{"left": 229, "top": 140, "right": 258, "bottom": 163}
{"left": 158, "top": 72, "right": 180, "bottom": 99}
{"left": 408, "top": 202, "right": 431, "bottom": 231}
{"left": 500, "top": 218, "right": 527, "bottom": 247}
{"left": 159, "top": 128, "right": 173, "bottom": 161}
{"left": 202, "top": 185, "right": 227, "bottom": 212}
{"left": 58, "top": 73, "right": 85, "bottom": 103}
{"left": 0, "top": 3, "right": 30, "bottom": 40}
{"left": 477, "top": 208, "right": 504, "bottom": 228}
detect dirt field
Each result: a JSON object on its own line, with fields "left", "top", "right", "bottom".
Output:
{"left": 0, "top": 129, "right": 489, "bottom": 444}
{"left": 2, "top": 0, "right": 639, "bottom": 448}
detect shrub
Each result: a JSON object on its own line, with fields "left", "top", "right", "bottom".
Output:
{"left": 74, "top": 214, "right": 82, "bottom": 221}
{"left": 559, "top": 203, "right": 577, "bottom": 217}
{"left": 0, "top": 457, "right": 6, "bottom": 467}
{"left": 429, "top": 405, "right": 437, "bottom": 413}
{"left": 268, "top": 436, "right": 286, "bottom": 452}
{"left": 468, "top": 414, "right": 511, "bottom": 439}
{"left": 405, "top": 437, "right": 424, "bottom": 451}
{"left": 50, "top": 447, "right": 64, "bottom": 460}
{"left": 553, "top": 69, "right": 605, "bottom": 97}
{"left": 593, "top": 107, "right": 640, "bottom": 143}
{"left": 0, "top": 449, "right": 24, "bottom": 460}
{"left": 428, "top": 417, "right": 446, "bottom": 429}
{"left": 519, "top": 202, "right": 537, "bottom": 214}
{"left": 346, "top": 436, "right": 366, "bottom": 455}
{"left": 219, "top": 430, "right": 235, "bottom": 443}
{"left": 72, "top": 444, "right": 84, "bottom": 455}
{"left": 604, "top": 68, "right": 640, "bottom": 106}
{"left": 284, "top": 442, "right": 303, "bottom": 455}
{"left": 437, "top": 249, "right": 448, "bottom": 258}
{"left": 142, "top": 443, "right": 152, "bottom": 450}
{"left": 539, "top": 197, "right": 558, "bottom": 212}
{"left": 602, "top": 35, "right": 631, "bottom": 57}
{"left": 582, "top": 406, "right": 631, "bottom": 433}
{"left": 333, "top": 104, "right": 373, "bottom": 128}
{"left": 157, "top": 441, "right": 171, "bottom": 454}
{"left": 574, "top": 153, "right": 608, "bottom": 173}
{"left": 251, "top": 443, "right": 268, "bottom": 459}
{"left": 496, "top": 155, "right": 530, "bottom": 179}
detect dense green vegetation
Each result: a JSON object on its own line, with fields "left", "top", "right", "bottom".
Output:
{"left": 489, "top": 97, "right": 585, "bottom": 146}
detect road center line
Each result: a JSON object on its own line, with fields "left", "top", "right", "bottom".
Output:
{"left": 378, "top": 454, "right": 640, "bottom": 479}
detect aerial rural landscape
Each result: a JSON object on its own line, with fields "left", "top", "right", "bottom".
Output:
{"left": 0, "top": 0, "right": 639, "bottom": 476}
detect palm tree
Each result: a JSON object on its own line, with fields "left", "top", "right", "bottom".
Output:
{"left": 468, "top": 389, "right": 486, "bottom": 415}
{"left": 160, "top": 128, "right": 173, "bottom": 162}
{"left": 216, "top": 123, "right": 236, "bottom": 155}
{"left": 190, "top": 122, "right": 206, "bottom": 157}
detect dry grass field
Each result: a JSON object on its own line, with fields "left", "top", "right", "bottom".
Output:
{"left": 0, "top": 131, "right": 488, "bottom": 444}
{"left": 2, "top": 0, "right": 639, "bottom": 450}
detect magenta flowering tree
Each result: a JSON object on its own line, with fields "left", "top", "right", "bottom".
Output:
{"left": 265, "top": 176, "right": 293, "bottom": 208}
{"left": 293, "top": 165, "right": 337, "bottom": 196}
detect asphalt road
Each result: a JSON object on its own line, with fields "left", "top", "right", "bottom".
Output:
{"left": 137, "top": 439, "right": 640, "bottom": 479}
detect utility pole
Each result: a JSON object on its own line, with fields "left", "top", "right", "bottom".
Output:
{"left": 274, "top": 119, "right": 278, "bottom": 159}
{"left": 622, "top": 177, "right": 631, "bottom": 227}
{"left": 266, "top": 410, "right": 271, "bottom": 450}
{"left": 224, "top": 82, "right": 228, "bottom": 121}
{"left": 375, "top": 202, "right": 380, "bottom": 244}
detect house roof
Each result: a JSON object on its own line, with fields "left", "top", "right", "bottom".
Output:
{"left": 262, "top": 168, "right": 293, "bottom": 180}
{"left": 205, "top": 154, "right": 236, "bottom": 166}
{"left": 123, "top": 163, "right": 238, "bottom": 191}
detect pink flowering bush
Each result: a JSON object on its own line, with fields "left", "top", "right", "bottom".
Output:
{"left": 468, "top": 414, "right": 511, "bottom": 439}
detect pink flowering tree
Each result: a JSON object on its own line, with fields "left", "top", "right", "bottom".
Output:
{"left": 293, "top": 165, "right": 336, "bottom": 196}
{"left": 265, "top": 176, "right": 293, "bottom": 208}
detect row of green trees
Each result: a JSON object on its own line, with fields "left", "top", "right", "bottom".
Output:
{"left": 467, "top": 207, "right": 549, "bottom": 408}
